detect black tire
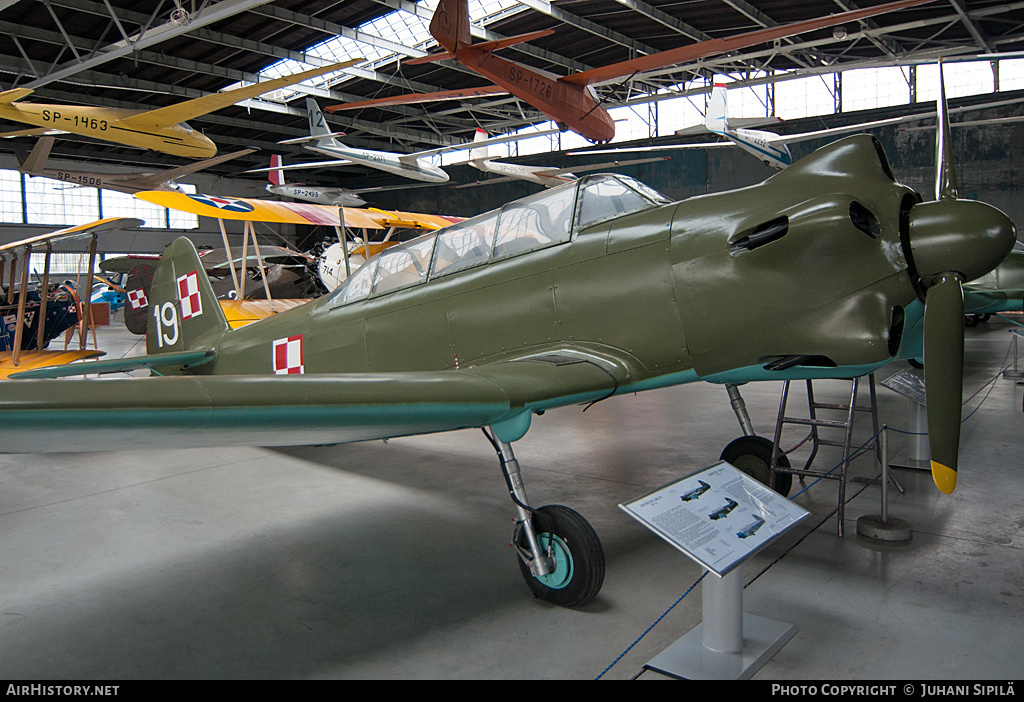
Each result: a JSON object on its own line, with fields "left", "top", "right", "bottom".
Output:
{"left": 720, "top": 435, "right": 793, "bottom": 497}
{"left": 908, "top": 358, "right": 924, "bottom": 369}
{"left": 515, "top": 505, "right": 604, "bottom": 607}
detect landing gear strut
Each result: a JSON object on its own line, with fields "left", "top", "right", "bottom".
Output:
{"left": 485, "top": 429, "right": 605, "bottom": 607}
{"left": 722, "top": 384, "right": 793, "bottom": 496}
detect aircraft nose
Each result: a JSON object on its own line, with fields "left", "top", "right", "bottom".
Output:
{"left": 905, "top": 199, "right": 1016, "bottom": 287}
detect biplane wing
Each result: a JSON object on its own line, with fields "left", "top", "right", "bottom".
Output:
{"left": 134, "top": 190, "right": 463, "bottom": 230}
{"left": 0, "top": 217, "right": 143, "bottom": 372}
{"left": 0, "top": 217, "right": 143, "bottom": 253}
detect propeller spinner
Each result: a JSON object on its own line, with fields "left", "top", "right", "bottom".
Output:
{"left": 901, "top": 59, "right": 1016, "bottom": 493}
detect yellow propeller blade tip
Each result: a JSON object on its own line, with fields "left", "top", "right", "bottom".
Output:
{"left": 931, "top": 460, "right": 957, "bottom": 494}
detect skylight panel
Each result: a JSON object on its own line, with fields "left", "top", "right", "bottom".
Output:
{"left": 227, "top": 0, "right": 528, "bottom": 105}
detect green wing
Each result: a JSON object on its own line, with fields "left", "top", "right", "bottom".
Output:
{"left": 0, "top": 351, "right": 623, "bottom": 454}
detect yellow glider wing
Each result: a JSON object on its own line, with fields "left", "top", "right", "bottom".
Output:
{"left": 135, "top": 191, "right": 463, "bottom": 230}
{"left": 120, "top": 59, "right": 363, "bottom": 128}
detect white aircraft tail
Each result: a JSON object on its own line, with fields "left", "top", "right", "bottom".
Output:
{"left": 469, "top": 129, "right": 491, "bottom": 162}
{"left": 269, "top": 154, "right": 285, "bottom": 186}
{"left": 306, "top": 98, "right": 335, "bottom": 142}
{"left": 706, "top": 77, "right": 730, "bottom": 133}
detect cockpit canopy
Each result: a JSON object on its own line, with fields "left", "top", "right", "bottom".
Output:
{"left": 327, "top": 173, "right": 671, "bottom": 307}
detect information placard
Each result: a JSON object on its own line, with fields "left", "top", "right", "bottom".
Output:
{"left": 620, "top": 461, "right": 809, "bottom": 576}
{"left": 881, "top": 369, "right": 926, "bottom": 406}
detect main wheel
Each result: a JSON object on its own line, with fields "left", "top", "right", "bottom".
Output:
{"left": 720, "top": 436, "right": 793, "bottom": 497}
{"left": 515, "top": 505, "right": 605, "bottom": 607}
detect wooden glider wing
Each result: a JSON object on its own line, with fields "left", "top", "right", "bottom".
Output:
{"left": 120, "top": 60, "right": 362, "bottom": 128}
{"left": 559, "top": 0, "right": 932, "bottom": 87}
{"left": 135, "top": 191, "right": 463, "bottom": 230}
{"left": 0, "top": 349, "right": 623, "bottom": 452}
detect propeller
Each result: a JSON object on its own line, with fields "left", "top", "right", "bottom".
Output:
{"left": 902, "top": 58, "right": 1016, "bottom": 493}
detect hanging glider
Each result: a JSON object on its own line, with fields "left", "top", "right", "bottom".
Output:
{"left": 0, "top": 60, "right": 362, "bottom": 157}
{"left": 326, "top": 0, "right": 935, "bottom": 143}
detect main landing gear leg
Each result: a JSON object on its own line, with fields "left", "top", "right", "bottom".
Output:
{"left": 721, "top": 384, "right": 793, "bottom": 496}
{"left": 484, "top": 429, "right": 605, "bottom": 608}
{"left": 725, "top": 383, "right": 755, "bottom": 436}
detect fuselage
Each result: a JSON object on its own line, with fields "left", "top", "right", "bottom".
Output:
{"left": 266, "top": 183, "right": 367, "bottom": 207}
{"left": 23, "top": 169, "right": 180, "bottom": 194}
{"left": 460, "top": 48, "right": 616, "bottom": 143}
{"left": 709, "top": 126, "right": 793, "bottom": 170}
{"left": 0, "top": 103, "right": 217, "bottom": 158}
{"left": 203, "top": 137, "right": 928, "bottom": 401}
{"left": 470, "top": 158, "right": 575, "bottom": 187}
{"left": 306, "top": 139, "right": 449, "bottom": 183}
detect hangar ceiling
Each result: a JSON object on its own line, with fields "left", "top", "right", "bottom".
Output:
{"left": 1, "top": 0, "right": 1023, "bottom": 185}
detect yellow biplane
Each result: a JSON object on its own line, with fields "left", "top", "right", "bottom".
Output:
{"left": 0, "top": 217, "right": 143, "bottom": 378}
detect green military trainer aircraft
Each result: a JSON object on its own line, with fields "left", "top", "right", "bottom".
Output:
{"left": 1, "top": 97, "right": 1015, "bottom": 606}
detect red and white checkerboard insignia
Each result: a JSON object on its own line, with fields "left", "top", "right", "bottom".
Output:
{"left": 127, "top": 288, "right": 148, "bottom": 310}
{"left": 176, "top": 270, "right": 203, "bottom": 320}
{"left": 273, "top": 335, "right": 304, "bottom": 375}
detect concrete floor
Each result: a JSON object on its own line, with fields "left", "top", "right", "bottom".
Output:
{"left": 0, "top": 315, "right": 1021, "bottom": 680}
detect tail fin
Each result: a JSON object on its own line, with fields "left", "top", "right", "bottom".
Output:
{"left": 430, "top": 0, "right": 471, "bottom": 54}
{"left": 306, "top": 98, "right": 334, "bottom": 142}
{"left": 124, "top": 263, "right": 155, "bottom": 336}
{"left": 147, "top": 238, "right": 228, "bottom": 356}
{"left": 469, "top": 128, "right": 490, "bottom": 162}
{"left": 706, "top": 77, "right": 730, "bottom": 133}
{"left": 19, "top": 137, "right": 54, "bottom": 173}
{"left": 269, "top": 154, "right": 285, "bottom": 186}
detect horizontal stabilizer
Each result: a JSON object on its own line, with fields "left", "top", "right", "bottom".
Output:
{"left": 10, "top": 349, "right": 215, "bottom": 379}
{"left": 467, "top": 29, "right": 555, "bottom": 54}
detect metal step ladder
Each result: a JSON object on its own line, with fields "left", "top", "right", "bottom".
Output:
{"left": 769, "top": 374, "right": 882, "bottom": 537}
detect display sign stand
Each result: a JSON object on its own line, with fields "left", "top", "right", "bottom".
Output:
{"left": 1003, "top": 329, "right": 1024, "bottom": 380}
{"left": 881, "top": 370, "right": 930, "bottom": 471}
{"left": 621, "top": 461, "right": 809, "bottom": 680}
{"left": 642, "top": 567, "right": 798, "bottom": 680}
